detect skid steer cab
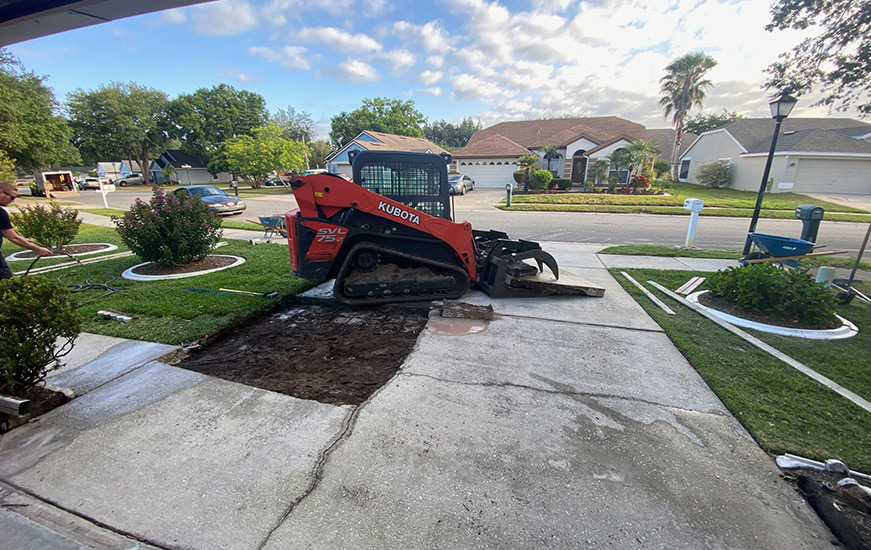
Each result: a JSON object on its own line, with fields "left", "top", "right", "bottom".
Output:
{"left": 285, "top": 150, "right": 604, "bottom": 305}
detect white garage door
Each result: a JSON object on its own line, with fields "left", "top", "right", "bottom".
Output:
{"left": 457, "top": 162, "right": 519, "bottom": 188}
{"left": 793, "top": 159, "right": 871, "bottom": 194}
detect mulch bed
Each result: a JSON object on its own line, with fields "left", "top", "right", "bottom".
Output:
{"left": 130, "top": 255, "right": 237, "bottom": 276}
{"left": 12, "top": 243, "right": 112, "bottom": 258}
{"left": 698, "top": 292, "right": 842, "bottom": 330}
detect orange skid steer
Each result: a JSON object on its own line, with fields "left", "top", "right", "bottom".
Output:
{"left": 285, "top": 151, "right": 603, "bottom": 305}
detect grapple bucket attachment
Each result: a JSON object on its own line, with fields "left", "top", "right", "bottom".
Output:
{"left": 473, "top": 231, "right": 605, "bottom": 298}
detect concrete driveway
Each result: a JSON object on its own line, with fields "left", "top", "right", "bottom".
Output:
{"left": 0, "top": 247, "right": 836, "bottom": 549}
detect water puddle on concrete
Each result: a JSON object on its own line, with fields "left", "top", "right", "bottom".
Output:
{"left": 426, "top": 317, "right": 488, "bottom": 336}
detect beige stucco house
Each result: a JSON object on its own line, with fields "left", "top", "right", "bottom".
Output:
{"left": 678, "top": 118, "right": 871, "bottom": 194}
{"left": 451, "top": 117, "right": 649, "bottom": 188}
{"left": 326, "top": 131, "right": 448, "bottom": 178}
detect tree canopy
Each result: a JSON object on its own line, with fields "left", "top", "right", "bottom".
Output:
{"left": 659, "top": 52, "right": 717, "bottom": 179}
{"left": 424, "top": 117, "right": 482, "bottom": 149}
{"left": 66, "top": 82, "right": 167, "bottom": 182}
{"left": 270, "top": 106, "right": 316, "bottom": 142}
{"left": 764, "top": 0, "right": 871, "bottom": 116}
{"left": 168, "top": 84, "right": 267, "bottom": 167}
{"left": 683, "top": 109, "right": 743, "bottom": 134}
{"left": 222, "top": 123, "right": 309, "bottom": 187}
{"left": 0, "top": 49, "right": 79, "bottom": 172}
{"left": 329, "top": 97, "right": 425, "bottom": 148}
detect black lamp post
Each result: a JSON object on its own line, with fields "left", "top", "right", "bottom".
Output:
{"left": 742, "top": 92, "right": 798, "bottom": 255}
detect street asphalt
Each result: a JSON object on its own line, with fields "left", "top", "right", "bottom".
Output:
{"left": 0, "top": 238, "right": 839, "bottom": 549}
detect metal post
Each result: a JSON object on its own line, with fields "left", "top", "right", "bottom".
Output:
{"left": 505, "top": 184, "right": 513, "bottom": 207}
{"left": 743, "top": 118, "right": 783, "bottom": 255}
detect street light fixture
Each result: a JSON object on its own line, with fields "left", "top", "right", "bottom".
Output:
{"left": 742, "top": 92, "right": 798, "bottom": 255}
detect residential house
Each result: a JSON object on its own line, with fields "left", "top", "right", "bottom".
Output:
{"left": 96, "top": 160, "right": 148, "bottom": 182}
{"left": 678, "top": 118, "right": 871, "bottom": 194}
{"left": 646, "top": 128, "right": 698, "bottom": 171}
{"left": 150, "top": 149, "right": 232, "bottom": 185}
{"left": 326, "top": 131, "right": 448, "bottom": 177}
{"left": 451, "top": 117, "right": 649, "bottom": 188}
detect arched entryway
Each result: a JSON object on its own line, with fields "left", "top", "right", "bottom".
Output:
{"left": 570, "top": 150, "right": 587, "bottom": 184}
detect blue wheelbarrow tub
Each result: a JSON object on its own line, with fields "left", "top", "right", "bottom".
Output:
{"left": 748, "top": 233, "right": 815, "bottom": 257}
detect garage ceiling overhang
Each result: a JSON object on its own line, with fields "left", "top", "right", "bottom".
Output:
{"left": 0, "top": 0, "right": 215, "bottom": 47}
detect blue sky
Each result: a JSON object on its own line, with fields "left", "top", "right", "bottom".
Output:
{"left": 8, "top": 0, "right": 849, "bottom": 141}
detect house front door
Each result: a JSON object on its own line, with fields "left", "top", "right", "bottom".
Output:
{"left": 571, "top": 154, "right": 587, "bottom": 184}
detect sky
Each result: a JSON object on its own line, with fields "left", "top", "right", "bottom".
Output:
{"left": 7, "top": 0, "right": 856, "bottom": 142}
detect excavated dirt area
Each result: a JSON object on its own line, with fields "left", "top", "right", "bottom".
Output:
{"left": 175, "top": 301, "right": 431, "bottom": 406}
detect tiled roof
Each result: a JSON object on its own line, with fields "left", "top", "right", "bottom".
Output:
{"left": 724, "top": 118, "right": 871, "bottom": 154}
{"left": 646, "top": 128, "right": 698, "bottom": 161}
{"left": 357, "top": 131, "right": 447, "bottom": 155}
{"left": 464, "top": 116, "right": 648, "bottom": 151}
{"left": 452, "top": 134, "right": 531, "bottom": 158}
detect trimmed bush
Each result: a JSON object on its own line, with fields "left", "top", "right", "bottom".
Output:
{"left": 706, "top": 264, "right": 836, "bottom": 326}
{"left": 629, "top": 174, "right": 650, "bottom": 191}
{"left": 513, "top": 170, "right": 526, "bottom": 185}
{"left": 11, "top": 203, "right": 81, "bottom": 249}
{"left": 696, "top": 160, "right": 732, "bottom": 188}
{"left": 0, "top": 276, "right": 81, "bottom": 397}
{"left": 551, "top": 178, "right": 572, "bottom": 191}
{"left": 114, "top": 188, "right": 222, "bottom": 266}
{"left": 530, "top": 169, "right": 553, "bottom": 191}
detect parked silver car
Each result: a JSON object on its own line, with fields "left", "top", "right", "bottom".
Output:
{"left": 449, "top": 174, "right": 475, "bottom": 195}
{"left": 173, "top": 185, "right": 246, "bottom": 215}
{"left": 117, "top": 173, "right": 145, "bottom": 186}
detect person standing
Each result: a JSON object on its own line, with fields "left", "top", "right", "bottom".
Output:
{"left": 0, "top": 181, "right": 53, "bottom": 279}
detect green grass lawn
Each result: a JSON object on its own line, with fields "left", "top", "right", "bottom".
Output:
{"left": 503, "top": 182, "right": 871, "bottom": 222}
{"left": 612, "top": 268, "right": 871, "bottom": 472}
{"left": 5, "top": 224, "right": 311, "bottom": 344}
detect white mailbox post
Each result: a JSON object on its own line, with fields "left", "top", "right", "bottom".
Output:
{"left": 683, "top": 198, "right": 704, "bottom": 248}
{"left": 97, "top": 182, "right": 116, "bottom": 208}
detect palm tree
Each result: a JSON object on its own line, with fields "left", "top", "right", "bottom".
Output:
{"left": 608, "top": 149, "right": 632, "bottom": 185}
{"left": 591, "top": 159, "right": 610, "bottom": 186}
{"left": 659, "top": 53, "right": 717, "bottom": 180}
{"left": 517, "top": 154, "right": 538, "bottom": 192}
{"left": 625, "top": 139, "right": 659, "bottom": 176}
{"left": 540, "top": 145, "right": 561, "bottom": 174}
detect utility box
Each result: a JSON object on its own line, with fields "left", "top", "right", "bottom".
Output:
{"left": 795, "top": 204, "right": 824, "bottom": 243}
{"left": 683, "top": 198, "right": 704, "bottom": 213}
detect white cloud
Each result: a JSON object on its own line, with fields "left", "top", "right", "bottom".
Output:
{"left": 423, "top": 87, "right": 442, "bottom": 96}
{"left": 297, "top": 27, "right": 382, "bottom": 53}
{"left": 191, "top": 0, "right": 258, "bottom": 36}
{"left": 419, "top": 70, "right": 443, "bottom": 85}
{"left": 378, "top": 49, "right": 416, "bottom": 74}
{"left": 248, "top": 46, "right": 312, "bottom": 70}
{"left": 336, "top": 59, "right": 378, "bottom": 84}
{"left": 160, "top": 9, "right": 187, "bottom": 24}
{"left": 393, "top": 21, "right": 451, "bottom": 52}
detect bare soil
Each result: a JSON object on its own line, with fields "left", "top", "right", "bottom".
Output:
{"left": 698, "top": 291, "right": 841, "bottom": 330}
{"left": 130, "top": 255, "right": 236, "bottom": 276}
{"left": 12, "top": 243, "right": 112, "bottom": 258}
{"left": 174, "top": 301, "right": 430, "bottom": 406}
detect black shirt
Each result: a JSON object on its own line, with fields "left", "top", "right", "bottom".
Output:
{"left": 0, "top": 206, "right": 10, "bottom": 248}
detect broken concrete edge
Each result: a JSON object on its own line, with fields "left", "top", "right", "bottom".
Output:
{"left": 441, "top": 300, "right": 495, "bottom": 320}
{"left": 777, "top": 453, "right": 871, "bottom": 483}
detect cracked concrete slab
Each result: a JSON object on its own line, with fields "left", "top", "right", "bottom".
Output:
{"left": 5, "top": 372, "right": 351, "bottom": 550}
{"left": 263, "top": 376, "right": 831, "bottom": 549}
{"left": 408, "top": 315, "right": 726, "bottom": 414}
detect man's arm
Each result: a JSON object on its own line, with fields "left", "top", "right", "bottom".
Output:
{"left": 1, "top": 228, "right": 53, "bottom": 256}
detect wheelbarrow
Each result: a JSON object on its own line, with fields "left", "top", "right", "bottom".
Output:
{"left": 740, "top": 233, "right": 846, "bottom": 268}
{"left": 247, "top": 215, "right": 287, "bottom": 239}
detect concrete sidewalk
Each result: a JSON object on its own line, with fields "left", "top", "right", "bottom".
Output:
{"left": 0, "top": 249, "right": 835, "bottom": 549}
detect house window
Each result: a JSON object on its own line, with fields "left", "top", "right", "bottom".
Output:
{"left": 679, "top": 159, "right": 691, "bottom": 181}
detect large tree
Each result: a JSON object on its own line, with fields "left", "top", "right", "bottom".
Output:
{"left": 309, "top": 140, "right": 333, "bottom": 169}
{"left": 658, "top": 53, "right": 717, "bottom": 180}
{"left": 424, "top": 117, "right": 482, "bottom": 149}
{"left": 764, "top": 0, "right": 871, "bottom": 116}
{"left": 223, "top": 123, "right": 309, "bottom": 188}
{"left": 67, "top": 82, "right": 168, "bottom": 183}
{"left": 270, "top": 106, "right": 316, "bottom": 142}
{"left": 683, "top": 109, "right": 743, "bottom": 135}
{"left": 0, "top": 49, "right": 79, "bottom": 172}
{"left": 168, "top": 84, "right": 267, "bottom": 169}
{"left": 329, "top": 97, "right": 426, "bottom": 148}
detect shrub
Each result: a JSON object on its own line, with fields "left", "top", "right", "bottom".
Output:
{"left": 607, "top": 177, "right": 618, "bottom": 192}
{"left": 629, "top": 174, "right": 650, "bottom": 191}
{"left": 529, "top": 169, "right": 553, "bottom": 191}
{"left": 551, "top": 178, "right": 572, "bottom": 191}
{"left": 0, "top": 276, "right": 81, "bottom": 397}
{"left": 695, "top": 160, "right": 732, "bottom": 188}
{"left": 11, "top": 203, "right": 81, "bottom": 249}
{"left": 653, "top": 158, "right": 671, "bottom": 179}
{"left": 706, "top": 264, "right": 837, "bottom": 326}
{"left": 513, "top": 170, "right": 526, "bottom": 185}
{"left": 114, "top": 188, "right": 222, "bottom": 266}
